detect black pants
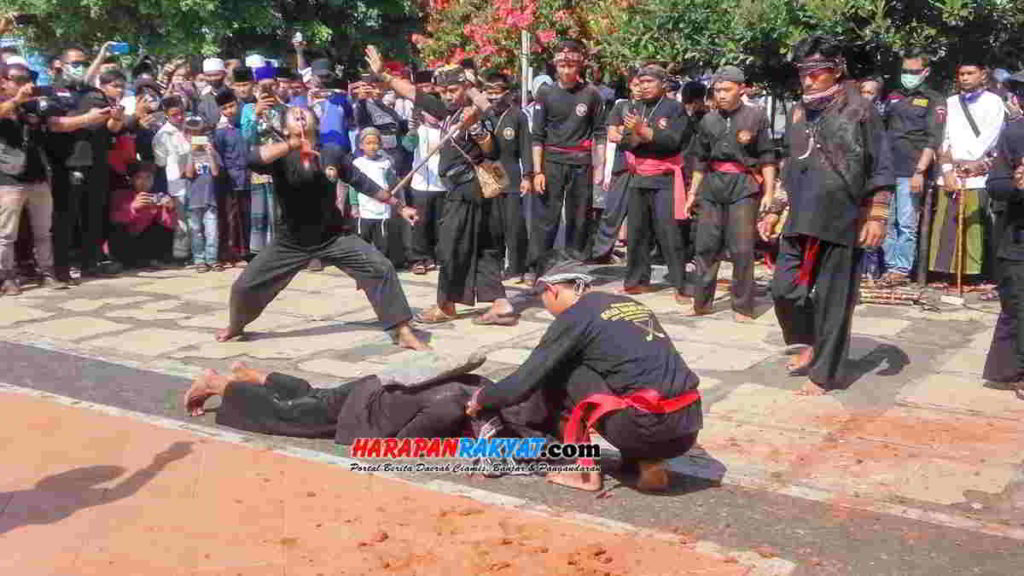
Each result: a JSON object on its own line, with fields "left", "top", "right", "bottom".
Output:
{"left": 219, "top": 187, "right": 250, "bottom": 262}
{"left": 68, "top": 167, "right": 109, "bottom": 271}
{"left": 108, "top": 224, "right": 173, "bottom": 268}
{"left": 771, "top": 235, "right": 862, "bottom": 388}
{"left": 357, "top": 218, "right": 389, "bottom": 259}
{"left": 983, "top": 258, "right": 1024, "bottom": 383}
{"left": 409, "top": 188, "right": 445, "bottom": 263}
{"left": 50, "top": 168, "right": 74, "bottom": 277}
{"left": 227, "top": 234, "right": 413, "bottom": 332}
{"left": 215, "top": 373, "right": 476, "bottom": 440}
{"left": 529, "top": 160, "right": 593, "bottom": 271}
{"left": 694, "top": 197, "right": 758, "bottom": 315}
{"left": 436, "top": 181, "right": 506, "bottom": 306}
{"left": 500, "top": 190, "right": 528, "bottom": 275}
{"left": 591, "top": 171, "right": 629, "bottom": 260}
{"left": 496, "top": 363, "right": 699, "bottom": 461}
{"left": 625, "top": 184, "right": 688, "bottom": 294}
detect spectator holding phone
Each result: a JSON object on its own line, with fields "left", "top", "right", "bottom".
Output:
{"left": 184, "top": 117, "right": 222, "bottom": 272}
{"left": 354, "top": 74, "right": 406, "bottom": 170}
{"left": 153, "top": 94, "right": 193, "bottom": 262}
{"left": 108, "top": 162, "right": 174, "bottom": 268}
{"left": 240, "top": 64, "right": 287, "bottom": 253}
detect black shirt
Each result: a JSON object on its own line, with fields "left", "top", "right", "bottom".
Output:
{"left": 531, "top": 82, "right": 607, "bottom": 165}
{"left": 248, "top": 148, "right": 383, "bottom": 246}
{"left": 690, "top": 103, "right": 776, "bottom": 202}
{"left": 614, "top": 97, "right": 691, "bottom": 189}
{"left": 986, "top": 119, "right": 1024, "bottom": 261}
{"left": 606, "top": 100, "right": 629, "bottom": 175}
{"left": 489, "top": 105, "right": 534, "bottom": 190}
{"left": 781, "top": 85, "right": 895, "bottom": 246}
{"left": 66, "top": 87, "right": 113, "bottom": 171}
{"left": 0, "top": 118, "right": 47, "bottom": 185}
{"left": 885, "top": 87, "right": 945, "bottom": 177}
{"left": 477, "top": 292, "right": 702, "bottom": 435}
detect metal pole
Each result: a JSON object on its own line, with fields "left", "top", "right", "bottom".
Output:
{"left": 521, "top": 30, "right": 531, "bottom": 108}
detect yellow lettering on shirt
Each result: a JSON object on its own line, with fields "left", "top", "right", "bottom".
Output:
{"left": 912, "top": 98, "right": 929, "bottom": 107}
{"left": 600, "top": 302, "right": 665, "bottom": 340}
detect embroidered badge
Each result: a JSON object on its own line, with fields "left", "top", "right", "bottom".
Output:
{"left": 575, "top": 103, "right": 588, "bottom": 117}
{"left": 503, "top": 127, "right": 515, "bottom": 140}
{"left": 657, "top": 117, "right": 668, "bottom": 130}
{"left": 737, "top": 130, "right": 753, "bottom": 145}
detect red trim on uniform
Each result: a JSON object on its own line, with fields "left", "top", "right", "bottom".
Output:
{"left": 796, "top": 237, "right": 820, "bottom": 287}
{"left": 562, "top": 388, "right": 701, "bottom": 467}
{"left": 545, "top": 140, "right": 594, "bottom": 154}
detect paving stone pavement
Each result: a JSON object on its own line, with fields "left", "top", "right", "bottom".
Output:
{"left": 1, "top": 262, "right": 1022, "bottom": 569}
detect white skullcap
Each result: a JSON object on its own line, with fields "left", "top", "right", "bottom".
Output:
{"left": 202, "top": 58, "right": 225, "bottom": 74}
{"left": 244, "top": 54, "right": 266, "bottom": 69}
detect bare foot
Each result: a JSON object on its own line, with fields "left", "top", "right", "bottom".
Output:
{"left": 675, "top": 293, "right": 692, "bottom": 306}
{"left": 230, "top": 361, "right": 268, "bottom": 385}
{"left": 734, "top": 312, "right": 755, "bottom": 323}
{"left": 184, "top": 369, "right": 227, "bottom": 416}
{"left": 636, "top": 459, "right": 670, "bottom": 492}
{"left": 395, "top": 323, "right": 431, "bottom": 351}
{"left": 796, "top": 379, "right": 828, "bottom": 396}
{"left": 786, "top": 346, "right": 813, "bottom": 373}
{"left": 215, "top": 327, "right": 245, "bottom": 342}
{"left": 546, "top": 470, "right": 603, "bottom": 492}
{"left": 689, "top": 306, "right": 712, "bottom": 317}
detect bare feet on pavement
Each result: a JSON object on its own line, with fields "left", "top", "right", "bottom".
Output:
{"left": 396, "top": 323, "right": 431, "bottom": 351}
{"left": 215, "top": 327, "right": 245, "bottom": 342}
{"left": 546, "top": 470, "right": 603, "bottom": 492}
{"left": 787, "top": 346, "right": 813, "bottom": 372}
{"left": 797, "top": 379, "right": 828, "bottom": 396}
{"left": 734, "top": 312, "right": 755, "bottom": 323}
{"left": 636, "top": 459, "right": 670, "bottom": 492}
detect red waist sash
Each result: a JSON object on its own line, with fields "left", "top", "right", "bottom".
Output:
{"left": 562, "top": 388, "right": 701, "bottom": 467}
{"left": 546, "top": 139, "right": 593, "bottom": 154}
{"left": 626, "top": 152, "right": 688, "bottom": 220}
{"left": 710, "top": 160, "right": 764, "bottom": 185}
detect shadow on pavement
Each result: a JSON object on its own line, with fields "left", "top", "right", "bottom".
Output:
{"left": 0, "top": 441, "right": 193, "bottom": 535}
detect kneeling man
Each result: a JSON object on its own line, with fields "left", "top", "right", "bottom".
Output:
{"left": 467, "top": 270, "right": 703, "bottom": 492}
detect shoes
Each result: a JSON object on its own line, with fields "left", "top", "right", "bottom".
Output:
{"left": 1, "top": 278, "right": 21, "bottom": 296}
{"left": 308, "top": 258, "right": 324, "bottom": 272}
{"left": 81, "top": 261, "right": 123, "bottom": 278}
{"left": 41, "top": 275, "right": 70, "bottom": 291}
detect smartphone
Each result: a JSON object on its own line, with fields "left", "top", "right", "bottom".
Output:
{"left": 109, "top": 42, "right": 133, "bottom": 55}
{"left": 360, "top": 73, "right": 379, "bottom": 84}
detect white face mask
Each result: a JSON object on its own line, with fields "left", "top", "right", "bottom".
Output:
{"left": 901, "top": 72, "right": 926, "bottom": 91}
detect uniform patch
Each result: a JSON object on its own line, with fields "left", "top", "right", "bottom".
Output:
{"left": 502, "top": 127, "right": 515, "bottom": 140}
{"left": 912, "top": 98, "right": 929, "bottom": 107}
{"left": 657, "top": 117, "right": 668, "bottom": 129}
{"left": 575, "top": 103, "right": 588, "bottom": 117}
{"left": 737, "top": 130, "right": 753, "bottom": 145}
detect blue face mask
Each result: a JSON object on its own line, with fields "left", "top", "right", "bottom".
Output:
{"left": 901, "top": 72, "right": 925, "bottom": 91}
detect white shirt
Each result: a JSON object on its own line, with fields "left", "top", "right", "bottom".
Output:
{"left": 411, "top": 124, "right": 445, "bottom": 192}
{"left": 942, "top": 90, "right": 1005, "bottom": 188}
{"left": 353, "top": 155, "right": 394, "bottom": 220}
{"left": 153, "top": 122, "right": 192, "bottom": 196}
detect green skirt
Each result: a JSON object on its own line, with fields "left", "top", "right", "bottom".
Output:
{"left": 929, "top": 187, "right": 983, "bottom": 275}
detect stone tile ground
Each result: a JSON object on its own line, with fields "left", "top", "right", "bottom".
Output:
{"left": 0, "top": 262, "right": 1021, "bottom": 539}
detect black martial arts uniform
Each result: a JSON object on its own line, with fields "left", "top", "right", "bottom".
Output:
{"left": 615, "top": 97, "right": 692, "bottom": 294}
{"left": 226, "top": 148, "right": 413, "bottom": 332}
{"left": 414, "top": 92, "right": 507, "bottom": 306}
{"left": 689, "top": 103, "right": 776, "bottom": 315}
{"left": 490, "top": 104, "right": 534, "bottom": 276}
{"left": 772, "top": 83, "right": 894, "bottom": 388}
{"left": 529, "top": 82, "right": 607, "bottom": 271}
{"left": 476, "top": 292, "right": 703, "bottom": 461}
{"left": 215, "top": 372, "right": 491, "bottom": 442}
{"left": 982, "top": 119, "right": 1024, "bottom": 384}
{"left": 590, "top": 99, "right": 631, "bottom": 261}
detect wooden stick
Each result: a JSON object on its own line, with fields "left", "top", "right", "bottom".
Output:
{"left": 955, "top": 175, "right": 966, "bottom": 298}
{"left": 383, "top": 123, "right": 463, "bottom": 200}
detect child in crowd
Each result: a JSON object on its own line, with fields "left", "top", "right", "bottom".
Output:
{"left": 108, "top": 163, "right": 175, "bottom": 268}
{"left": 184, "top": 117, "right": 222, "bottom": 272}
{"left": 350, "top": 128, "right": 402, "bottom": 265}
{"left": 152, "top": 95, "right": 193, "bottom": 262}
{"left": 213, "top": 88, "right": 250, "bottom": 265}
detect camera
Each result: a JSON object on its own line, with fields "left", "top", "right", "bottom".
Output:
{"left": 17, "top": 86, "right": 58, "bottom": 118}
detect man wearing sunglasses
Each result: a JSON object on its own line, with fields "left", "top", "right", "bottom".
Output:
{"left": 880, "top": 53, "right": 945, "bottom": 287}
{"left": 769, "top": 35, "right": 895, "bottom": 396}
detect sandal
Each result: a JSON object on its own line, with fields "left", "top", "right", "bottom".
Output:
{"left": 979, "top": 289, "right": 1000, "bottom": 302}
{"left": 412, "top": 262, "right": 428, "bottom": 275}
{"left": 415, "top": 305, "right": 458, "bottom": 324}
{"left": 472, "top": 312, "right": 520, "bottom": 326}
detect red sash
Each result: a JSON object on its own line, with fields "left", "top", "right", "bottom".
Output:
{"left": 626, "top": 152, "right": 688, "bottom": 220}
{"left": 796, "top": 237, "right": 821, "bottom": 286}
{"left": 546, "top": 140, "right": 593, "bottom": 154}
{"left": 562, "top": 388, "right": 701, "bottom": 467}
{"left": 710, "top": 160, "right": 764, "bottom": 186}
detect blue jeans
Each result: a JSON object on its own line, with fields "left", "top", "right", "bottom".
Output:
{"left": 188, "top": 205, "right": 219, "bottom": 265}
{"left": 882, "top": 176, "right": 919, "bottom": 275}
